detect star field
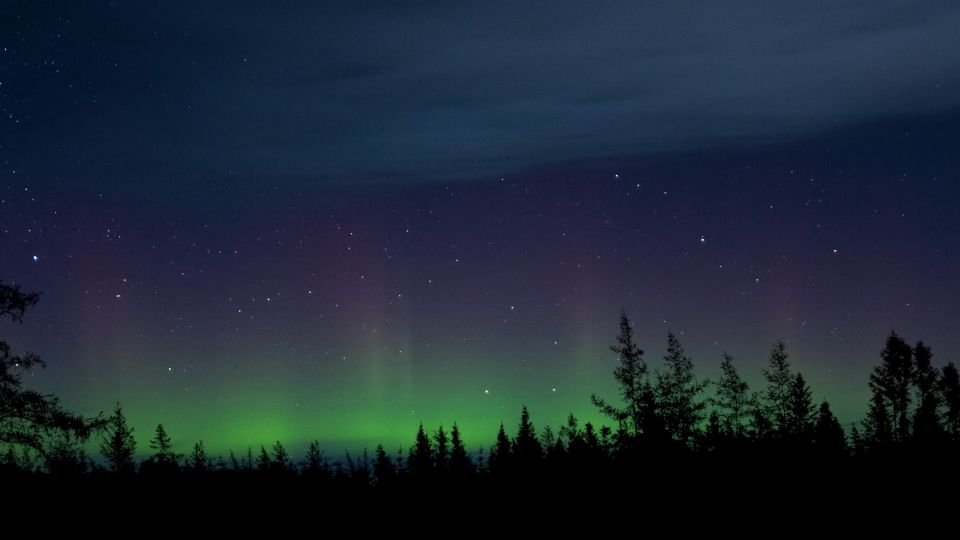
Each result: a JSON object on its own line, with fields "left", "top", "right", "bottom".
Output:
{"left": 2, "top": 2, "right": 960, "bottom": 455}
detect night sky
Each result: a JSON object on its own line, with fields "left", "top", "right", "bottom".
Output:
{"left": 2, "top": 1, "right": 959, "bottom": 455}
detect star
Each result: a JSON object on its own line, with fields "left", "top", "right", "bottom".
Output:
{"left": 31, "top": 255, "right": 38, "bottom": 262}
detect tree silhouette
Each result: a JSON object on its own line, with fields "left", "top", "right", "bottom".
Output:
{"left": 434, "top": 425, "right": 449, "bottom": 473}
{"left": 849, "top": 425, "right": 866, "bottom": 458}
{"left": 149, "top": 424, "right": 177, "bottom": 465}
{"left": 560, "top": 414, "right": 584, "bottom": 455}
{"left": 656, "top": 332, "right": 709, "bottom": 446}
{"left": 188, "top": 440, "right": 208, "bottom": 473}
{"left": 44, "top": 432, "right": 88, "bottom": 476}
{"left": 407, "top": 423, "right": 433, "bottom": 479}
{"left": 863, "top": 391, "right": 892, "bottom": 451}
{"left": 373, "top": 444, "right": 396, "bottom": 486}
{"left": 100, "top": 403, "right": 136, "bottom": 475}
{"left": 449, "top": 423, "right": 472, "bottom": 477}
{"left": 702, "top": 410, "right": 723, "bottom": 452}
{"left": 748, "top": 391, "right": 773, "bottom": 441}
{"left": 345, "top": 449, "right": 370, "bottom": 486}
{"left": 714, "top": 352, "right": 750, "bottom": 439}
{"left": 1, "top": 281, "right": 103, "bottom": 453}
{"left": 271, "top": 440, "right": 292, "bottom": 473}
{"left": 541, "top": 424, "right": 565, "bottom": 463}
{"left": 912, "top": 342, "right": 942, "bottom": 443}
{"left": 487, "top": 422, "right": 512, "bottom": 475}
{"left": 870, "top": 332, "right": 915, "bottom": 442}
{"left": 762, "top": 340, "right": 793, "bottom": 437}
{"left": 257, "top": 446, "right": 271, "bottom": 472}
{"left": 513, "top": 405, "right": 543, "bottom": 467}
{"left": 140, "top": 422, "right": 179, "bottom": 475}
{"left": 592, "top": 312, "right": 650, "bottom": 442}
{"left": 784, "top": 373, "right": 815, "bottom": 443}
{"left": 813, "top": 401, "right": 846, "bottom": 458}
{"left": 302, "top": 440, "right": 330, "bottom": 478}
{"left": 941, "top": 363, "right": 960, "bottom": 441}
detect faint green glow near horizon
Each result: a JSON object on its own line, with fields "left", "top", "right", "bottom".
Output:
{"left": 33, "top": 326, "right": 875, "bottom": 461}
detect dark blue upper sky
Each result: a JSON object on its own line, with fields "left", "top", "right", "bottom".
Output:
{"left": 4, "top": 1, "right": 960, "bottom": 190}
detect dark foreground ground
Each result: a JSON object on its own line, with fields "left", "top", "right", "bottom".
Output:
{"left": 6, "top": 456, "right": 957, "bottom": 532}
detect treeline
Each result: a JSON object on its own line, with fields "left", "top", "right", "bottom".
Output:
{"left": 4, "top": 283, "right": 960, "bottom": 487}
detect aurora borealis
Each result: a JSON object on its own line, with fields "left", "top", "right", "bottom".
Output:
{"left": 2, "top": 2, "right": 960, "bottom": 457}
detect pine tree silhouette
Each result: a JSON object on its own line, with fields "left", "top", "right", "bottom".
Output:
{"left": 488, "top": 422, "right": 512, "bottom": 476}
{"left": 434, "top": 425, "right": 449, "bottom": 474}
{"left": 44, "top": 432, "right": 88, "bottom": 476}
{"left": 715, "top": 352, "right": 750, "bottom": 439}
{"left": 188, "top": 440, "right": 208, "bottom": 473}
{"left": 592, "top": 312, "right": 649, "bottom": 443}
{"left": 100, "top": 403, "right": 136, "bottom": 475}
{"left": 408, "top": 423, "right": 433, "bottom": 480}
{"left": 762, "top": 340, "right": 793, "bottom": 437}
{"left": 149, "top": 424, "right": 177, "bottom": 465}
{"left": 912, "top": 342, "right": 943, "bottom": 443}
{"left": 863, "top": 391, "right": 893, "bottom": 451}
{"left": 871, "top": 332, "right": 915, "bottom": 442}
{"left": 813, "top": 402, "right": 846, "bottom": 458}
{"left": 656, "top": 332, "right": 709, "bottom": 446}
{"left": 785, "top": 373, "right": 815, "bottom": 444}
{"left": 302, "top": 440, "right": 330, "bottom": 478}
{"left": 513, "top": 406, "right": 543, "bottom": 468}
{"left": 271, "top": 440, "right": 292, "bottom": 473}
{"left": 449, "top": 423, "right": 472, "bottom": 477}
{"left": 941, "top": 363, "right": 960, "bottom": 441}
{"left": 257, "top": 446, "right": 271, "bottom": 472}
{"left": 373, "top": 444, "right": 396, "bottom": 486}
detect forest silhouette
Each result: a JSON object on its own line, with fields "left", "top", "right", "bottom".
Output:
{"left": 3, "top": 281, "right": 960, "bottom": 502}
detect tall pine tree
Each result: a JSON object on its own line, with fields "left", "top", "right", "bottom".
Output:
{"left": 762, "top": 340, "right": 793, "bottom": 437}
{"left": 912, "top": 342, "right": 942, "bottom": 442}
{"left": 656, "top": 332, "right": 709, "bottom": 446}
{"left": 99, "top": 403, "right": 136, "bottom": 475}
{"left": 941, "top": 363, "right": 960, "bottom": 441}
{"left": 592, "top": 312, "right": 650, "bottom": 441}
{"left": 870, "top": 332, "right": 915, "bottom": 442}
{"left": 715, "top": 352, "right": 750, "bottom": 438}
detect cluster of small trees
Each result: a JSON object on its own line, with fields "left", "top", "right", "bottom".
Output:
{"left": 4, "top": 284, "right": 960, "bottom": 484}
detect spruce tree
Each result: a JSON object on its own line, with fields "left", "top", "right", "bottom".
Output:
{"left": 762, "top": 340, "right": 793, "bottom": 436}
{"left": 488, "top": 422, "right": 512, "bottom": 475}
{"left": 434, "top": 425, "right": 449, "bottom": 473}
{"left": 149, "top": 423, "right": 176, "bottom": 466}
{"left": 592, "top": 312, "right": 649, "bottom": 439}
{"left": 449, "top": 423, "right": 472, "bottom": 476}
{"left": 513, "top": 406, "right": 543, "bottom": 465}
{"left": 813, "top": 401, "right": 846, "bottom": 458}
{"left": 188, "top": 441, "right": 208, "bottom": 473}
{"left": 656, "top": 332, "right": 709, "bottom": 446}
{"left": 407, "top": 423, "right": 433, "bottom": 479}
{"left": 785, "top": 373, "right": 815, "bottom": 443}
{"left": 715, "top": 352, "right": 750, "bottom": 438}
{"left": 870, "top": 332, "right": 915, "bottom": 442}
{"left": 99, "top": 403, "right": 136, "bottom": 475}
{"left": 373, "top": 444, "right": 396, "bottom": 486}
{"left": 912, "top": 342, "right": 942, "bottom": 442}
{"left": 941, "top": 363, "right": 960, "bottom": 440}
